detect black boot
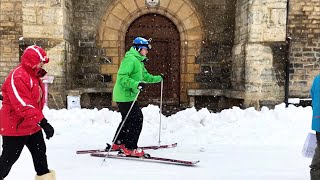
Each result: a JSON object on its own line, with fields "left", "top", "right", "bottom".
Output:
{"left": 311, "top": 168, "right": 320, "bottom": 180}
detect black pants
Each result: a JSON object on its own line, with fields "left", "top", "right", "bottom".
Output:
{"left": 311, "top": 132, "right": 320, "bottom": 180}
{"left": 113, "top": 101, "right": 143, "bottom": 149}
{"left": 0, "top": 130, "right": 49, "bottom": 178}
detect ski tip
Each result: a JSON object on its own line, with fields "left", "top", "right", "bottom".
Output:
{"left": 182, "top": 160, "right": 200, "bottom": 166}
{"left": 193, "top": 160, "right": 200, "bottom": 165}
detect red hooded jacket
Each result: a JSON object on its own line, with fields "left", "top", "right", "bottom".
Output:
{"left": 0, "top": 46, "right": 49, "bottom": 136}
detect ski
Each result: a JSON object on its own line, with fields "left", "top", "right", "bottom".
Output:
{"left": 76, "top": 143, "right": 177, "bottom": 154}
{"left": 90, "top": 153, "right": 199, "bottom": 166}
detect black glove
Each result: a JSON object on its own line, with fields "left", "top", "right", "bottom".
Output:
{"left": 138, "top": 82, "right": 146, "bottom": 91}
{"left": 39, "top": 118, "right": 54, "bottom": 140}
{"left": 142, "top": 58, "right": 149, "bottom": 63}
{"left": 160, "top": 73, "right": 165, "bottom": 81}
{"left": 34, "top": 68, "right": 47, "bottom": 78}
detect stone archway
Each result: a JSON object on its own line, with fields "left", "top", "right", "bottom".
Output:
{"left": 125, "top": 14, "right": 181, "bottom": 106}
{"left": 98, "top": 0, "right": 203, "bottom": 104}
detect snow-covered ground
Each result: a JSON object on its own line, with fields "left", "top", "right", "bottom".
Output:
{"left": 1, "top": 103, "right": 313, "bottom": 179}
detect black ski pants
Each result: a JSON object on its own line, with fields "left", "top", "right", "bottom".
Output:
{"left": 0, "top": 130, "right": 49, "bottom": 178}
{"left": 113, "top": 101, "right": 143, "bottom": 149}
{"left": 311, "top": 132, "right": 320, "bottom": 180}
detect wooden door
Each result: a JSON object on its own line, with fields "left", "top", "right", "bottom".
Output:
{"left": 125, "top": 14, "right": 180, "bottom": 106}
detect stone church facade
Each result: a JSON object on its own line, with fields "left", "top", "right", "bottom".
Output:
{"left": 0, "top": 0, "right": 319, "bottom": 111}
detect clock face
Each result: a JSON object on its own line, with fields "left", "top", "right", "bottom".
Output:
{"left": 146, "top": 0, "right": 160, "bottom": 7}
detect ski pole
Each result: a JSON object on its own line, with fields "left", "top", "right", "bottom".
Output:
{"left": 158, "top": 80, "right": 163, "bottom": 146}
{"left": 102, "top": 89, "right": 141, "bottom": 165}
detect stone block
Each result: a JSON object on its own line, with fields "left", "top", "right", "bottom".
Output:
{"left": 100, "top": 41, "right": 118, "bottom": 48}
{"left": 186, "top": 40, "right": 202, "bottom": 49}
{"left": 1, "top": 22, "right": 15, "bottom": 27}
{"left": 187, "top": 64, "right": 200, "bottom": 73}
{"left": 23, "top": 25, "right": 63, "bottom": 38}
{"left": 263, "top": 26, "right": 286, "bottom": 41}
{"left": 187, "top": 48, "right": 198, "bottom": 56}
{"left": 23, "top": 8, "right": 37, "bottom": 24}
{"left": 266, "top": 2, "right": 287, "bottom": 9}
{"left": 106, "top": 14, "right": 123, "bottom": 30}
{"left": 3, "top": 47, "right": 12, "bottom": 53}
{"left": 15, "top": 2, "right": 22, "bottom": 11}
{"left": 303, "top": 6, "right": 314, "bottom": 11}
{"left": 186, "top": 27, "right": 202, "bottom": 41}
{"left": 43, "top": 9, "right": 63, "bottom": 25}
{"left": 106, "top": 48, "right": 119, "bottom": 56}
{"left": 251, "top": 9, "right": 263, "bottom": 25}
{"left": 112, "top": 3, "right": 129, "bottom": 21}
{"left": 135, "top": 0, "right": 145, "bottom": 8}
{"left": 159, "top": 0, "right": 171, "bottom": 8}
{"left": 112, "top": 74, "right": 117, "bottom": 82}
{"left": 183, "top": 13, "right": 201, "bottom": 30}
{"left": 121, "top": 0, "right": 137, "bottom": 13}
{"left": 180, "top": 92, "right": 188, "bottom": 104}
{"left": 185, "top": 73, "right": 194, "bottom": 82}
{"left": 249, "top": 25, "right": 263, "bottom": 42}
{"left": 1, "top": 2, "right": 14, "bottom": 12}
{"left": 308, "top": 15, "right": 320, "bottom": 20}
{"left": 232, "top": 43, "right": 243, "bottom": 55}
{"left": 7, "top": 35, "right": 16, "bottom": 40}
{"left": 101, "top": 64, "right": 119, "bottom": 74}
{"left": 167, "top": 0, "right": 184, "bottom": 13}
{"left": 176, "top": 3, "right": 193, "bottom": 20}
{"left": 246, "top": 44, "right": 271, "bottom": 57}
{"left": 270, "top": 9, "right": 283, "bottom": 24}
{"left": 187, "top": 56, "right": 195, "bottom": 64}
{"left": 102, "top": 28, "right": 119, "bottom": 41}
{"left": 112, "top": 56, "right": 120, "bottom": 65}
{"left": 244, "top": 83, "right": 261, "bottom": 93}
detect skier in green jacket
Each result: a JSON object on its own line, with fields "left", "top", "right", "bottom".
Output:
{"left": 111, "top": 37, "right": 163, "bottom": 157}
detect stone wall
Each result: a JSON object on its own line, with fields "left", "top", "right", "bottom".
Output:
{"left": 287, "top": 0, "right": 320, "bottom": 98}
{"left": 67, "top": 0, "right": 235, "bottom": 91}
{"left": 232, "top": 0, "right": 288, "bottom": 109}
{"left": 193, "top": 0, "right": 236, "bottom": 89}
{"left": 0, "top": 0, "right": 22, "bottom": 86}
{"left": 1, "top": 0, "right": 317, "bottom": 110}
{"left": 97, "top": 0, "right": 205, "bottom": 105}
{"left": 71, "top": 0, "right": 112, "bottom": 89}
{"left": 21, "top": 0, "right": 72, "bottom": 108}
{"left": 64, "top": 0, "right": 76, "bottom": 90}
{"left": 0, "top": 0, "right": 75, "bottom": 108}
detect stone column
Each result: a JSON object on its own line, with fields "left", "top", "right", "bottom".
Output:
{"left": 20, "top": 0, "right": 74, "bottom": 108}
{"left": 232, "top": 0, "right": 287, "bottom": 109}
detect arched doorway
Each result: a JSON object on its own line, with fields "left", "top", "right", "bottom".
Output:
{"left": 125, "top": 13, "right": 180, "bottom": 106}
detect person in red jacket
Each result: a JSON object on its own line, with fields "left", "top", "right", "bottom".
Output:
{"left": 0, "top": 45, "right": 55, "bottom": 180}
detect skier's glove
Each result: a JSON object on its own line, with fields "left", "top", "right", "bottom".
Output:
{"left": 39, "top": 118, "right": 54, "bottom": 140}
{"left": 138, "top": 82, "right": 147, "bottom": 91}
{"left": 160, "top": 73, "right": 165, "bottom": 81}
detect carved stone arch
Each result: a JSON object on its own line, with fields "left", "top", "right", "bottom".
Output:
{"left": 98, "top": 0, "right": 204, "bottom": 103}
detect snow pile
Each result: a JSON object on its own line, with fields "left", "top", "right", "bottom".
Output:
{"left": 3, "top": 103, "right": 313, "bottom": 180}
{"left": 44, "top": 103, "right": 312, "bottom": 148}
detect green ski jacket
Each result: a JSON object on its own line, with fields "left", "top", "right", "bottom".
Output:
{"left": 113, "top": 47, "right": 162, "bottom": 102}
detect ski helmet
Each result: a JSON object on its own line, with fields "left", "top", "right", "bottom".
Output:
{"left": 132, "top": 37, "right": 152, "bottom": 51}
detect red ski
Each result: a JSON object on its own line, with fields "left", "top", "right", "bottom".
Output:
{"left": 76, "top": 143, "right": 177, "bottom": 154}
{"left": 90, "top": 153, "right": 199, "bottom": 166}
